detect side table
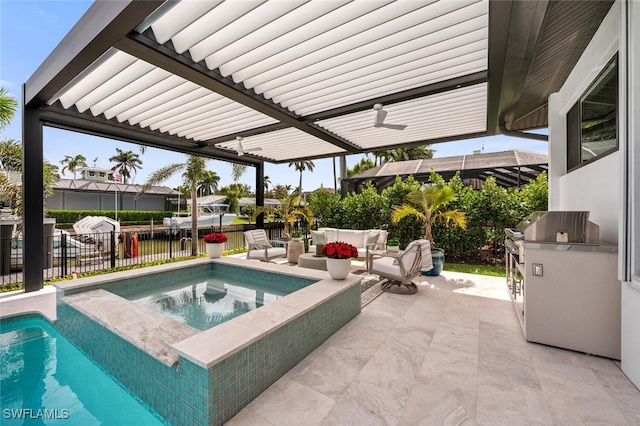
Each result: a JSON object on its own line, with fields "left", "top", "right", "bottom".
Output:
{"left": 298, "top": 253, "right": 327, "bottom": 271}
{"left": 287, "top": 240, "right": 305, "bottom": 263}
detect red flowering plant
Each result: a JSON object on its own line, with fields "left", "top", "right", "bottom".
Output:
{"left": 321, "top": 241, "right": 358, "bottom": 259}
{"left": 203, "top": 232, "right": 227, "bottom": 244}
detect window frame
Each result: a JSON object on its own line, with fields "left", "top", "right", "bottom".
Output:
{"left": 567, "top": 54, "right": 619, "bottom": 172}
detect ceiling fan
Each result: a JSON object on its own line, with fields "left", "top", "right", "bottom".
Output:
{"left": 233, "top": 136, "right": 262, "bottom": 156}
{"left": 373, "top": 103, "right": 407, "bottom": 130}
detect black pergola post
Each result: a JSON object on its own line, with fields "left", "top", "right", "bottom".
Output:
{"left": 255, "top": 161, "right": 264, "bottom": 228}
{"left": 22, "top": 86, "right": 44, "bottom": 292}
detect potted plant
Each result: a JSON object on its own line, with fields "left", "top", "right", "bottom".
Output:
{"left": 386, "top": 237, "right": 400, "bottom": 253}
{"left": 391, "top": 183, "right": 467, "bottom": 276}
{"left": 290, "top": 230, "right": 303, "bottom": 241}
{"left": 203, "top": 232, "right": 227, "bottom": 258}
{"left": 321, "top": 241, "right": 358, "bottom": 280}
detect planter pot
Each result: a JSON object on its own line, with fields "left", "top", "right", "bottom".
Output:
{"left": 386, "top": 245, "right": 400, "bottom": 253}
{"left": 315, "top": 244, "right": 325, "bottom": 256}
{"left": 206, "top": 243, "right": 225, "bottom": 258}
{"left": 423, "top": 248, "right": 445, "bottom": 276}
{"left": 325, "top": 258, "right": 351, "bottom": 280}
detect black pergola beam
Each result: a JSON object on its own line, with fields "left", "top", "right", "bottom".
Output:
{"left": 39, "top": 105, "right": 262, "bottom": 166}
{"left": 22, "top": 101, "right": 44, "bottom": 292}
{"left": 116, "top": 32, "right": 360, "bottom": 153}
{"left": 24, "top": 0, "right": 165, "bottom": 107}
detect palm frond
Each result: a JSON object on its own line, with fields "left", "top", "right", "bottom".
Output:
{"left": 392, "top": 204, "right": 425, "bottom": 223}
{"left": 136, "top": 163, "right": 184, "bottom": 199}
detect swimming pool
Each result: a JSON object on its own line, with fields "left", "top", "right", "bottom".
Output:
{"left": 114, "top": 269, "right": 300, "bottom": 330}
{"left": 53, "top": 258, "right": 362, "bottom": 425}
{"left": 0, "top": 316, "right": 166, "bottom": 425}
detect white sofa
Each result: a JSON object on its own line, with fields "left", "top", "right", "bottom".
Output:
{"left": 309, "top": 228, "right": 388, "bottom": 259}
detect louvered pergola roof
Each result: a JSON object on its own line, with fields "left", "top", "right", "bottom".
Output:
{"left": 26, "top": 0, "right": 492, "bottom": 165}
{"left": 24, "top": 0, "right": 613, "bottom": 167}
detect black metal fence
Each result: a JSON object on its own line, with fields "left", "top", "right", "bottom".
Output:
{"left": 0, "top": 222, "right": 286, "bottom": 290}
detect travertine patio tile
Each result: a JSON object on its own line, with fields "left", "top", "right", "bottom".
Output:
{"left": 418, "top": 342, "right": 478, "bottom": 391}
{"left": 476, "top": 373, "right": 552, "bottom": 426}
{"left": 537, "top": 369, "right": 630, "bottom": 425}
{"left": 321, "top": 377, "right": 406, "bottom": 426}
{"left": 431, "top": 322, "right": 480, "bottom": 355}
{"left": 251, "top": 380, "right": 335, "bottom": 426}
{"left": 399, "top": 375, "right": 476, "bottom": 426}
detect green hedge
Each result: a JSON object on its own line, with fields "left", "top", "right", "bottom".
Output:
{"left": 307, "top": 171, "right": 548, "bottom": 262}
{"left": 46, "top": 210, "right": 173, "bottom": 227}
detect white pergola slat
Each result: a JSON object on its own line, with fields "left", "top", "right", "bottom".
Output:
{"left": 43, "top": 0, "right": 490, "bottom": 163}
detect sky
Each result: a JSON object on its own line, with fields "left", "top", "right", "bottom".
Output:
{"left": 0, "top": 1, "right": 548, "bottom": 194}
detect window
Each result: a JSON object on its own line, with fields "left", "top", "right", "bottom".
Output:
{"left": 567, "top": 56, "right": 618, "bottom": 171}
{"left": 99, "top": 172, "right": 105, "bottom": 178}
{"left": 88, "top": 171, "right": 95, "bottom": 177}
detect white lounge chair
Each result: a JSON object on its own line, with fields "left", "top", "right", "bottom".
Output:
{"left": 243, "top": 229, "right": 287, "bottom": 262}
{"left": 370, "top": 240, "right": 422, "bottom": 294}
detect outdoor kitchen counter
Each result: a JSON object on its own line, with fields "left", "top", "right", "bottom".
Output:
{"left": 524, "top": 240, "right": 617, "bottom": 253}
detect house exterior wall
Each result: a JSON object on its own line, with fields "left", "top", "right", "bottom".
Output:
{"left": 548, "top": 0, "right": 640, "bottom": 388}
{"left": 621, "top": 0, "right": 640, "bottom": 389}
{"left": 47, "top": 190, "right": 168, "bottom": 212}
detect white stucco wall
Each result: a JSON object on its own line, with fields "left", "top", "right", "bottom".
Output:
{"left": 549, "top": 0, "right": 640, "bottom": 388}
{"left": 547, "top": 1, "right": 620, "bottom": 243}
{"left": 621, "top": 0, "right": 640, "bottom": 388}
{"left": 557, "top": 152, "right": 620, "bottom": 243}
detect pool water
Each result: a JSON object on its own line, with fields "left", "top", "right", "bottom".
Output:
{"left": 0, "top": 318, "right": 166, "bottom": 426}
{"left": 115, "top": 270, "right": 299, "bottom": 331}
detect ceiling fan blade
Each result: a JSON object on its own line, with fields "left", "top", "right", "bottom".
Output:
{"left": 378, "top": 123, "right": 407, "bottom": 130}
{"left": 374, "top": 109, "right": 387, "bottom": 125}
{"left": 244, "top": 147, "right": 262, "bottom": 152}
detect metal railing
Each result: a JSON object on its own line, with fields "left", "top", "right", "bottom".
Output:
{"left": 0, "top": 222, "right": 286, "bottom": 290}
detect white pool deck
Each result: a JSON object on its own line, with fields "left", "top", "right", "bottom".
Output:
{"left": 2, "top": 262, "right": 639, "bottom": 425}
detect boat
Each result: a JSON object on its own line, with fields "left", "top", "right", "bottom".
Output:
{"left": 9, "top": 229, "right": 101, "bottom": 270}
{"left": 163, "top": 203, "right": 236, "bottom": 231}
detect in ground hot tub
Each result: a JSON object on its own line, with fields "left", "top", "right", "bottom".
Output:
{"left": 54, "top": 257, "right": 362, "bottom": 425}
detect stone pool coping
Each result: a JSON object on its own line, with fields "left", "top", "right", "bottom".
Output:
{"left": 54, "top": 257, "right": 362, "bottom": 369}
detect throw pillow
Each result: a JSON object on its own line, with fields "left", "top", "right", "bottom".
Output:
{"left": 324, "top": 229, "right": 337, "bottom": 242}
{"left": 311, "top": 230, "right": 326, "bottom": 245}
{"left": 367, "top": 231, "right": 380, "bottom": 246}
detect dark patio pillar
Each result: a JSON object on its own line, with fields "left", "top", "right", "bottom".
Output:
{"left": 22, "top": 88, "right": 44, "bottom": 292}
{"left": 255, "top": 161, "right": 264, "bottom": 228}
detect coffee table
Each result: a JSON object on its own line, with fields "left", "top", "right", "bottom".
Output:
{"left": 298, "top": 253, "right": 327, "bottom": 271}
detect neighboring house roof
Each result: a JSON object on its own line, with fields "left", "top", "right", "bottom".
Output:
{"left": 53, "top": 179, "right": 180, "bottom": 195}
{"left": 343, "top": 150, "right": 548, "bottom": 188}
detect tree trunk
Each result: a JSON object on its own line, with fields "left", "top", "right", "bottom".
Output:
{"left": 339, "top": 155, "right": 347, "bottom": 198}
{"left": 333, "top": 157, "right": 337, "bottom": 190}
{"left": 191, "top": 188, "right": 199, "bottom": 256}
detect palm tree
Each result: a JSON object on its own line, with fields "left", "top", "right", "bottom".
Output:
{"left": 197, "top": 170, "right": 220, "bottom": 196}
{"left": 263, "top": 175, "right": 272, "bottom": 192}
{"left": 218, "top": 182, "right": 247, "bottom": 214}
{"left": 391, "top": 185, "right": 467, "bottom": 248}
{"left": 138, "top": 155, "right": 208, "bottom": 256}
{"left": 231, "top": 163, "right": 247, "bottom": 182}
{"left": 0, "top": 88, "right": 17, "bottom": 130}
{"left": 0, "top": 139, "right": 21, "bottom": 172}
{"left": 252, "top": 191, "right": 313, "bottom": 236}
{"left": 109, "top": 148, "right": 143, "bottom": 184}
{"left": 288, "top": 160, "right": 315, "bottom": 195}
{"left": 60, "top": 154, "right": 88, "bottom": 179}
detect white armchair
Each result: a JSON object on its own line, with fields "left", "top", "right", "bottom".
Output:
{"left": 243, "top": 229, "right": 287, "bottom": 262}
{"left": 370, "top": 241, "right": 422, "bottom": 294}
